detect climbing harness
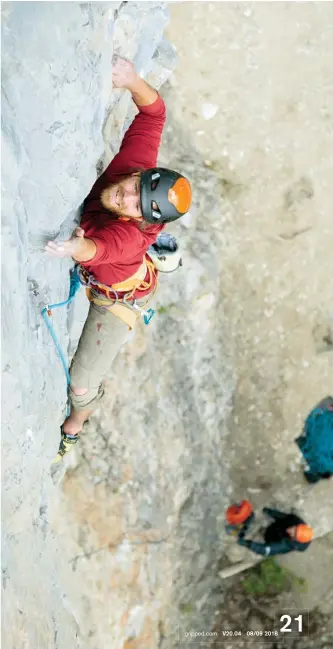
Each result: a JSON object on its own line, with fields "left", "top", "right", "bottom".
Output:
{"left": 77, "top": 260, "right": 157, "bottom": 329}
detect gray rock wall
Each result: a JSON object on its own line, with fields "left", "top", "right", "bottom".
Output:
{"left": 2, "top": 3, "right": 233, "bottom": 648}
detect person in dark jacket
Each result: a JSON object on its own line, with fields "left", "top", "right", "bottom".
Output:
{"left": 237, "top": 507, "right": 313, "bottom": 557}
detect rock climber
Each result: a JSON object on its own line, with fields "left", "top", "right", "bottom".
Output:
{"left": 236, "top": 506, "right": 313, "bottom": 557}
{"left": 45, "top": 56, "right": 192, "bottom": 459}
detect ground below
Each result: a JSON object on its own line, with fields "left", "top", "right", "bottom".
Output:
{"left": 165, "top": 2, "right": 333, "bottom": 645}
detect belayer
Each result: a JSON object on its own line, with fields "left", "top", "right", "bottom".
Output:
{"left": 45, "top": 56, "right": 192, "bottom": 459}
{"left": 226, "top": 501, "right": 313, "bottom": 557}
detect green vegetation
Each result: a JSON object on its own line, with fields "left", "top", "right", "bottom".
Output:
{"left": 241, "top": 558, "right": 307, "bottom": 598}
{"left": 157, "top": 305, "right": 169, "bottom": 314}
{"left": 157, "top": 303, "right": 177, "bottom": 314}
{"left": 179, "top": 602, "right": 194, "bottom": 614}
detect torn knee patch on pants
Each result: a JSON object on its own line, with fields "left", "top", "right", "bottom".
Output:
{"left": 69, "top": 384, "right": 104, "bottom": 411}
{"left": 71, "top": 386, "right": 88, "bottom": 396}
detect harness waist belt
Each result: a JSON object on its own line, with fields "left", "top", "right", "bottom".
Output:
{"left": 103, "top": 262, "right": 147, "bottom": 293}
{"left": 86, "top": 288, "right": 139, "bottom": 329}
{"left": 78, "top": 258, "right": 158, "bottom": 329}
{"left": 80, "top": 257, "right": 156, "bottom": 299}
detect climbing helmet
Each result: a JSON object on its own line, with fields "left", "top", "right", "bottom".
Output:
{"left": 140, "top": 167, "right": 192, "bottom": 224}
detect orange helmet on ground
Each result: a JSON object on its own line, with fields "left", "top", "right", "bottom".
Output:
{"left": 295, "top": 524, "right": 313, "bottom": 543}
{"left": 226, "top": 500, "right": 253, "bottom": 525}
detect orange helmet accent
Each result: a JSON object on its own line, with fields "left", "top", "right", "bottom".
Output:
{"left": 295, "top": 524, "right": 313, "bottom": 543}
{"left": 168, "top": 177, "right": 192, "bottom": 214}
{"left": 226, "top": 500, "right": 253, "bottom": 525}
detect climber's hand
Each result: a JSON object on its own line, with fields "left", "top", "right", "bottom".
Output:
{"left": 112, "top": 55, "right": 138, "bottom": 91}
{"left": 45, "top": 227, "right": 86, "bottom": 259}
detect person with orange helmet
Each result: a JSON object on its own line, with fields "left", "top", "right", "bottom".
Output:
{"left": 237, "top": 507, "right": 313, "bottom": 557}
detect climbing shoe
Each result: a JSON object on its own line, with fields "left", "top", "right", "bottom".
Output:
{"left": 51, "top": 425, "right": 79, "bottom": 464}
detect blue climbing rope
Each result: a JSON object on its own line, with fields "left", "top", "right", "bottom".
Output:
{"left": 41, "top": 266, "right": 81, "bottom": 411}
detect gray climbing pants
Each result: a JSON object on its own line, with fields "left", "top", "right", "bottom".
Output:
{"left": 69, "top": 303, "right": 130, "bottom": 411}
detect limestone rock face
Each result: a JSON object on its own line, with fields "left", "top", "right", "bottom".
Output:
{"left": 2, "top": 3, "right": 234, "bottom": 648}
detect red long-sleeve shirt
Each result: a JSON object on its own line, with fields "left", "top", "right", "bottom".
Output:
{"left": 80, "top": 95, "right": 166, "bottom": 298}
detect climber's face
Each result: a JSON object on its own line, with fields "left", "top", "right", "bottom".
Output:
{"left": 101, "top": 172, "right": 159, "bottom": 221}
{"left": 286, "top": 526, "right": 296, "bottom": 539}
{"left": 101, "top": 173, "right": 143, "bottom": 220}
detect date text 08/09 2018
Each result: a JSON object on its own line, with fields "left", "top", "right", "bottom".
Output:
{"left": 246, "top": 630, "right": 279, "bottom": 637}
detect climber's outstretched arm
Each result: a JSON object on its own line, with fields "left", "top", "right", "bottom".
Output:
{"left": 263, "top": 507, "right": 287, "bottom": 520}
{"left": 45, "top": 227, "right": 96, "bottom": 262}
{"left": 238, "top": 537, "right": 292, "bottom": 556}
{"left": 84, "top": 57, "right": 166, "bottom": 208}
{"left": 112, "top": 55, "right": 158, "bottom": 106}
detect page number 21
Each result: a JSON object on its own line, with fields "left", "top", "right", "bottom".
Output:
{"left": 280, "top": 614, "right": 303, "bottom": 633}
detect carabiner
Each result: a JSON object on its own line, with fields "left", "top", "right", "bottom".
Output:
{"left": 131, "top": 301, "right": 155, "bottom": 325}
{"left": 143, "top": 308, "right": 155, "bottom": 325}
